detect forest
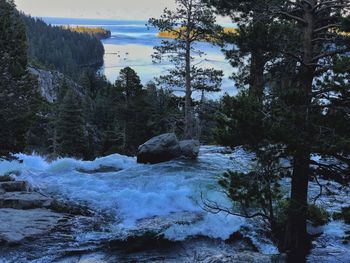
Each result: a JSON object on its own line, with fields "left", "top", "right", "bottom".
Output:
{"left": 1, "top": 0, "right": 350, "bottom": 262}
{"left": 23, "top": 15, "right": 105, "bottom": 79}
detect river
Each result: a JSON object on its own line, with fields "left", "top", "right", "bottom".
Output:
{"left": 1, "top": 147, "right": 349, "bottom": 262}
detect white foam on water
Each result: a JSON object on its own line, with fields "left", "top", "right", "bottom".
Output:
{"left": 0, "top": 147, "right": 278, "bottom": 254}
{"left": 0, "top": 153, "right": 136, "bottom": 174}
{"left": 164, "top": 212, "right": 245, "bottom": 241}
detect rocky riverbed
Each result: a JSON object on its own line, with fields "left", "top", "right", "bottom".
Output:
{"left": 0, "top": 173, "right": 65, "bottom": 245}
{"left": 0, "top": 174, "right": 282, "bottom": 263}
{"left": 0, "top": 172, "right": 279, "bottom": 263}
{"left": 0, "top": 147, "right": 349, "bottom": 262}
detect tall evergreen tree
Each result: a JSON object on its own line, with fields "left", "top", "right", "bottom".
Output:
{"left": 148, "top": 0, "right": 223, "bottom": 138}
{"left": 206, "top": 0, "right": 284, "bottom": 98}
{"left": 209, "top": 0, "right": 350, "bottom": 258}
{"left": 0, "top": 0, "right": 39, "bottom": 158}
{"left": 56, "top": 89, "right": 87, "bottom": 158}
{"left": 115, "top": 67, "right": 148, "bottom": 154}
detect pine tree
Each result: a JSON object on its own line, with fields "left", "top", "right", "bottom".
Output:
{"left": 56, "top": 89, "right": 87, "bottom": 158}
{"left": 148, "top": 0, "right": 223, "bottom": 139}
{"left": 114, "top": 67, "right": 146, "bottom": 154}
{"left": 209, "top": 0, "right": 350, "bottom": 258}
{"left": 0, "top": 0, "right": 39, "bottom": 158}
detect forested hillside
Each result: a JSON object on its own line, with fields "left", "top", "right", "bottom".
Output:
{"left": 65, "top": 26, "right": 111, "bottom": 40}
{"left": 23, "top": 15, "right": 105, "bottom": 79}
{"left": 0, "top": 0, "right": 40, "bottom": 157}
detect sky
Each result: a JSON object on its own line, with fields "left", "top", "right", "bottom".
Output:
{"left": 15, "top": 0, "right": 231, "bottom": 24}
{"left": 15, "top": 0, "right": 177, "bottom": 20}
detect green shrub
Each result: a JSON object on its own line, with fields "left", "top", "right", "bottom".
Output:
{"left": 333, "top": 207, "right": 350, "bottom": 224}
{"left": 307, "top": 204, "right": 330, "bottom": 226}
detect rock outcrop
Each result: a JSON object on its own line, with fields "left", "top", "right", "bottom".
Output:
{"left": 29, "top": 67, "right": 85, "bottom": 103}
{"left": 0, "top": 208, "right": 64, "bottom": 244}
{"left": 137, "top": 133, "right": 200, "bottom": 164}
{"left": 0, "top": 174, "right": 64, "bottom": 245}
{"left": 0, "top": 192, "right": 53, "bottom": 210}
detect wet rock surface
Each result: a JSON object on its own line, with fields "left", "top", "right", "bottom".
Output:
{"left": 0, "top": 181, "right": 30, "bottom": 192}
{"left": 48, "top": 238, "right": 279, "bottom": 263}
{"left": 0, "top": 191, "right": 53, "bottom": 209}
{"left": 76, "top": 165, "right": 121, "bottom": 174}
{"left": 179, "top": 139, "right": 200, "bottom": 159}
{"left": 0, "top": 208, "right": 65, "bottom": 244}
{"left": 0, "top": 174, "right": 71, "bottom": 246}
{"left": 137, "top": 133, "right": 200, "bottom": 164}
{"left": 137, "top": 133, "right": 182, "bottom": 164}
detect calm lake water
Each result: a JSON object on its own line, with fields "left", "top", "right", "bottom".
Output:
{"left": 43, "top": 17, "right": 237, "bottom": 99}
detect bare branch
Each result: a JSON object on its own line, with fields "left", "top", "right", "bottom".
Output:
{"left": 200, "top": 192, "right": 270, "bottom": 220}
{"left": 277, "top": 11, "right": 307, "bottom": 24}
{"left": 314, "top": 23, "right": 342, "bottom": 34}
{"left": 312, "top": 47, "right": 350, "bottom": 62}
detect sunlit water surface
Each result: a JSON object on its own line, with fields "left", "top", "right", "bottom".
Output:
{"left": 43, "top": 17, "right": 237, "bottom": 100}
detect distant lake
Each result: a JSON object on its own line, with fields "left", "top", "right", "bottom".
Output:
{"left": 42, "top": 17, "right": 237, "bottom": 99}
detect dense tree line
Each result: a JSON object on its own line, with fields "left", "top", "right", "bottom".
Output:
{"left": 23, "top": 15, "right": 105, "bottom": 79}
{"left": 26, "top": 68, "right": 187, "bottom": 159}
{"left": 0, "top": 0, "right": 40, "bottom": 158}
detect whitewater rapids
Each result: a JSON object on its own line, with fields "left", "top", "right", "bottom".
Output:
{"left": 2, "top": 146, "right": 349, "bottom": 262}
{"left": 0, "top": 146, "right": 278, "bottom": 254}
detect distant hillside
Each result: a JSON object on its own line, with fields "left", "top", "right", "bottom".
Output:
{"left": 22, "top": 15, "right": 105, "bottom": 80}
{"left": 64, "top": 26, "right": 111, "bottom": 40}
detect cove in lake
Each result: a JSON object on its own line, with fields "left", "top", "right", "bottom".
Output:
{"left": 42, "top": 17, "right": 237, "bottom": 100}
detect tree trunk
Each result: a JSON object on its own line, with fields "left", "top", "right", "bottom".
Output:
{"left": 184, "top": 1, "right": 193, "bottom": 139}
{"left": 249, "top": 12, "right": 265, "bottom": 100}
{"left": 184, "top": 39, "right": 192, "bottom": 139}
{"left": 249, "top": 50, "right": 265, "bottom": 99}
{"left": 284, "top": 152, "right": 310, "bottom": 260}
{"left": 284, "top": 2, "right": 315, "bottom": 258}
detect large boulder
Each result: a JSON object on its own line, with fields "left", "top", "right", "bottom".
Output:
{"left": 137, "top": 133, "right": 181, "bottom": 164}
{"left": 137, "top": 134, "right": 201, "bottom": 164}
{"left": 179, "top": 140, "right": 200, "bottom": 159}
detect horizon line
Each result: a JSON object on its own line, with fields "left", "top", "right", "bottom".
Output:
{"left": 32, "top": 15, "right": 148, "bottom": 22}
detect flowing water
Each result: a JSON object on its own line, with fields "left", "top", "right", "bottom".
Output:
{"left": 1, "top": 147, "right": 349, "bottom": 262}
{"left": 0, "top": 147, "right": 280, "bottom": 262}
